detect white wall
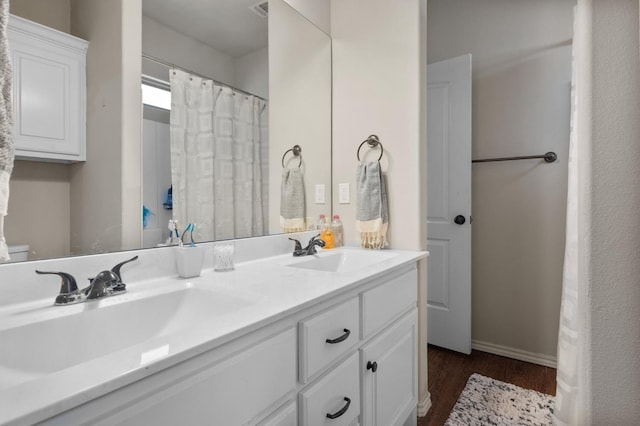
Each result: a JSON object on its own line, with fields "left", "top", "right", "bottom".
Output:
{"left": 283, "top": 0, "right": 331, "bottom": 35}
{"left": 235, "top": 47, "right": 269, "bottom": 99}
{"left": 121, "top": 0, "right": 143, "bottom": 250}
{"left": 10, "top": 0, "right": 70, "bottom": 33}
{"left": 428, "top": 0, "right": 574, "bottom": 359}
{"left": 332, "top": 0, "right": 424, "bottom": 249}
{"left": 5, "top": 162, "right": 70, "bottom": 260}
{"left": 578, "top": 0, "right": 640, "bottom": 422}
{"left": 269, "top": 0, "right": 332, "bottom": 234}
{"left": 331, "top": 0, "right": 428, "bottom": 411}
{"left": 141, "top": 16, "right": 236, "bottom": 85}
{"left": 69, "top": 0, "right": 142, "bottom": 254}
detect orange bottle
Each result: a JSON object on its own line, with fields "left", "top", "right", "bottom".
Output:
{"left": 318, "top": 214, "right": 334, "bottom": 249}
{"left": 321, "top": 227, "right": 335, "bottom": 249}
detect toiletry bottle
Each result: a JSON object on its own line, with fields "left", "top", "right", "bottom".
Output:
{"left": 318, "top": 214, "right": 334, "bottom": 249}
{"left": 331, "top": 214, "right": 343, "bottom": 248}
{"left": 316, "top": 214, "right": 327, "bottom": 231}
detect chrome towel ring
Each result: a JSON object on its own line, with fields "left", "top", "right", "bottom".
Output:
{"left": 357, "top": 135, "right": 384, "bottom": 162}
{"left": 282, "top": 144, "right": 302, "bottom": 168}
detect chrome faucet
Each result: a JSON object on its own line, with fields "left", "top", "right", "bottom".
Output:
{"left": 84, "top": 270, "right": 123, "bottom": 300}
{"left": 289, "top": 235, "right": 325, "bottom": 257}
{"left": 37, "top": 255, "right": 138, "bottom": 306}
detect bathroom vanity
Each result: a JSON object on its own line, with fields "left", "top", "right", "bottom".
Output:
{"left": 0, "top": 238, "right": 426, "bottom": 426}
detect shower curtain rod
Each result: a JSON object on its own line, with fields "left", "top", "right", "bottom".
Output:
{"left": 142, "top": 53, "right": 268, "bottom": 102}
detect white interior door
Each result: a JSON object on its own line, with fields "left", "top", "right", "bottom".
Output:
{"left": 427, "top": 54, "right": 472, "bottom": 354}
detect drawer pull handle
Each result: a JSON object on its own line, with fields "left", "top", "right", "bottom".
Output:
{"left": 325, "top": 328, "right": 351, "bottom": 344}
{"left": 367, "top": 360, "right": 378, "bottom": 372}
{"left": 326, "top": 397, "right": 351, "bottom": 419}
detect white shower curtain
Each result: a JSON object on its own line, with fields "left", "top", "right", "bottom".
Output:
{"left": 0, "top": 1, "right": 13, "bottom": 263}
{"left": 553, "top": 5, "right": 583, "bottom": 425}
{"left": 170, "top": 69, "right": 268, "bottom": 242}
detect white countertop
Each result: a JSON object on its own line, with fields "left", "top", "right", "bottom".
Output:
{"left": 0, "top": 246, "right": 426, "bottom": 426}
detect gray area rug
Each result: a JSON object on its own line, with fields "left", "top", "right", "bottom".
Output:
{"left": 445, "top": 373, "right": 554, "bottom": 426}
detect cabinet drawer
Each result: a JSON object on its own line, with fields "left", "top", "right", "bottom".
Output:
{"left": 103, "top": 328, "right": 297, "bottom": 426}
{"left": 299, "top": 297, "right": 360, "bottom": 382}
{"left": 361, "top": 268, "right": 417, "bottom": 338}
{"left": 299, "top": 352, "right": 360, "bottom": 426}
{"left": 257, "top": 400, "right": 297, "bottom": 426}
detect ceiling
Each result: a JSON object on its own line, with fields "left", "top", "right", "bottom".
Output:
{"left": 142, "top": 0, "right": 269, "bottom": 58}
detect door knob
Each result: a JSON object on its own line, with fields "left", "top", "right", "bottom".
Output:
{"left": 454, "top": 215, "right": 466, "bottom": 225}
{"left": 367, "top": 361, "right": 378, "bottom": 372}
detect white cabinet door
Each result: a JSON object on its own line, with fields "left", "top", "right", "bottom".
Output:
{"left": 361, "top": 309, "right": 418, "bottom": 426}
{"left": 8, "top": 15, "right": 87, "bottom": 162}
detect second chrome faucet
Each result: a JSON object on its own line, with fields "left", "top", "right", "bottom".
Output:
{"left": 289, "top": 235, "right": 326, "bottom": 257}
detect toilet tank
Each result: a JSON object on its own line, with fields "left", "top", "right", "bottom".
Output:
{"left": 8, "top": 244, "right": 30, "bottom": 262}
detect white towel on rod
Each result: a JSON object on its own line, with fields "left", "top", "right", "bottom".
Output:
{"left": 280, "top": 167, "right": 305, "bottom": 233}
{"left": 356, "top": 161, "right": 388, "bottom": 249}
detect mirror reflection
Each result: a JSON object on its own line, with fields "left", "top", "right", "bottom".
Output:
{"left": 4, "top": 0, "right": 331, "bottom": 263}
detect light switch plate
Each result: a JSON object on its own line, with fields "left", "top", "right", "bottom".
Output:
{"left": 339, "top": 183, "right": 350, "bottom": 204}
{"left": 315, "top": 184, "right": 325, "bottom": 204}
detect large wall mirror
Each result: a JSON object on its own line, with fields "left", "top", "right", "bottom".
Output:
{"left": 4, "top": 0, "right": 331, "bottom": 263}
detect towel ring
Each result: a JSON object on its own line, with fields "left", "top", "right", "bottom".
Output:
{"left": 282, "top": 145, "right": 302, "bottom": 168}
{"left": 357, "top": 135, "right": 384, "bottom": 162}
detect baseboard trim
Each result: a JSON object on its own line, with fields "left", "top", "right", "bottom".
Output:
{"left": 417, "top": 393, "right": 432, "bottom": 417}
{"left": 471, "top": 340, "right": 557, "bottom": 368}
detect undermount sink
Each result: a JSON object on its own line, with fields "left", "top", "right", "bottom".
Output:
{"left": 286, "top": 249, "right": 397, "bottom": 273}
{"left": 0, "top": 285, "right": 258, "bottom": 391}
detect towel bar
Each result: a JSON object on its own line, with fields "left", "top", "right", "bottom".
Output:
{"left": 472, "top": 152, "right": 557, "bottom": 163}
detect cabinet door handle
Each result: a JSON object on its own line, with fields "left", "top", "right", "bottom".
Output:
{"left": 326, "top": 397, "right": 351, "bottom": 419}
{"left": 325, "top": 328, "right": 351, "bottom": 344}
{"left": 367, "top": 360, "right": 378, "bottom": 372}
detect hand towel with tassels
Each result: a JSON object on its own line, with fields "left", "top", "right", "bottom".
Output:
{"left": 280, "top": 167, "right": 305, "bottom": 233}
{"left": 0, "top": 1, "right": 14, "bottom": 262}
{"left": 356, "top": 161, "right": 388, "bottom": 249}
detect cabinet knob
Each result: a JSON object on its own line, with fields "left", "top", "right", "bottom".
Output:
{"left": 367, "top": 361, "right": 378, "bottom": 373}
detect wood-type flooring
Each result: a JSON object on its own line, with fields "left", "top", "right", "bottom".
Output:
{"left": 418, "top": 345, "right": 557, "bottom": 426}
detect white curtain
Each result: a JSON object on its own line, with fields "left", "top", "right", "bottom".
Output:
{"left": 0, "top": 0, "right": 13, "bottom": 263}
{"left": 553, "top": 5, "right": 583, "bottom": 425}
{"left": 170, "top": 69, "right": 268, "bottom": 242}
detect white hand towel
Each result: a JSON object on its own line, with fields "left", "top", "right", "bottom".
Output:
{"left": 356, "top": 161, "right": 388, "bottom": 249}
{"left": 280, "top": 168, "right": 305, "bottom": 232}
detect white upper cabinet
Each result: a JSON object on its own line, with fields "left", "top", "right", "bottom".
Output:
{"left": 8, "top": 15, "right": 88, "bottom": 162}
